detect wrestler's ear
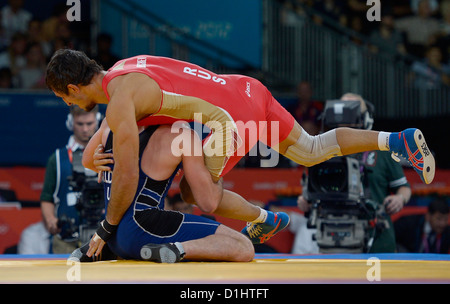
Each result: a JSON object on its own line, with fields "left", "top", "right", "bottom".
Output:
{"left": 67, "top": 84, "right": 80, "bottom": 95}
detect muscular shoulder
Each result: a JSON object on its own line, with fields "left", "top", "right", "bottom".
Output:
{"left": 106, "top": 73, "right": 162, "bottom": 117}
{"left": 108, "top": 73, "right": 153, "bottom": 91}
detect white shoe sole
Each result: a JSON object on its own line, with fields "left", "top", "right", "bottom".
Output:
{"left": 140, "top": 245, "right": 178, "bottom": 263}
{"left": 414, "top": 129, "right": 435, "bottom": 184}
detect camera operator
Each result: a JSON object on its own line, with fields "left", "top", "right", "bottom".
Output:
{"left": 297, "top": 93, "right": 411, "bottom": 253}
{"left": 40, "top": 105, "right": 101, "bottom": 254}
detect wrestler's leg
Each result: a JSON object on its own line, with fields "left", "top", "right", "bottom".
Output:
{"left": 181, "top": 224, "right": 254, "bottom": 262}
{"left": 274, "top": 121, "right": 434, "bottom": 184}
{"left": 335, "top": 127, "right": 380, "bottom": 154}
{"left": 180, "top": 175, "right": 261, "bottom": 222}
{"left": 276, "top": 121, "right": 380, "bottom": 166}
{"left": 263, "top": 93, "right": 379, "bottom": 165}
{"left": 140, "top": 213, "right": 254, "bottom": 262}
{"left": 214, "top": 190, "right": 262, "bottom": 221}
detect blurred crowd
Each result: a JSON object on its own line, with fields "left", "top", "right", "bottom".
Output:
{"left": 1, "top": 0, "right": 448, "bottom": 90}
{"left": 0, "top": 0, "right": 118, "bottom": 90}
{"left": 279, "top": 0, "right": 450, "bottom": 86}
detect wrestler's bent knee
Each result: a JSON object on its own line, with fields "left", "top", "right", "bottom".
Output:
{"left": 283, "top": 129, "right": 343, "bottom": 167}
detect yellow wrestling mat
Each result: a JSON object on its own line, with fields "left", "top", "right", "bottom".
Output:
{"left": 1, "top": 254, "right": 450, "bottom": 284}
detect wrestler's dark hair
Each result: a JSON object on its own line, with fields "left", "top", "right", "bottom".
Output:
{"left": 46, "top": 48, "right": 103, "bottom": 94}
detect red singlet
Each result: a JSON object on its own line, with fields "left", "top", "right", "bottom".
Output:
{"left": 102, "top": 55, "right": 294, "bottom": 176}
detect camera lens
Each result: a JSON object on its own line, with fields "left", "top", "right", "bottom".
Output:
{"left": 311, "top": 161, "right": 347, "bottom": 193}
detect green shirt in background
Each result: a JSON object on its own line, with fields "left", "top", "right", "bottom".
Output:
{"left": 361, "top": 150, "right": 410, "bottom": 253}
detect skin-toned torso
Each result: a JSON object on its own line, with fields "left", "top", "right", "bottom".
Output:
{"left": 105, "top": 73, "right": 162, "bottom": 121}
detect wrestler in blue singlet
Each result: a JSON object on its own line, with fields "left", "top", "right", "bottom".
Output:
{"left": 103, "top": 126, "right": 220, "bottom": 260}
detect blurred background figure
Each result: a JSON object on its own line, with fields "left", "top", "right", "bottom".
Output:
{"left": 395, "top": 0, "right": 441, "bottom": 58}
{"left": 0, "top": 32, "right": 26, "bottom": 85}
{"left": 395, "top": 198, "right": 450, "bottom": 253}
{"left": 286, "top": 81, "right": 323, "bottom": 136}
{"left": 40, "top": 105, "right": 101, "bottom": 254}
{"left": 0, "top": 0, "right": 32, "bottom": 43}
{"left": 411, "top": 45, "right": 450, "bottom": 88}
{"left": 92, "top": 33, "right": 120, "bottom": 70}
{"left": 18, "top": 42, "right": 46, "bottom": 89}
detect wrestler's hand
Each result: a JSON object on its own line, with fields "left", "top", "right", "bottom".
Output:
{"left": 87, "top": 233, "right": 106, "bottom": 257}
{"left": 87, "top": 220, "right": 118, "bottom": 257}
{"left": 93, "top": 144, "right": 114, "bottom": 183}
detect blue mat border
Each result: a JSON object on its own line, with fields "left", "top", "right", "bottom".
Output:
{"left": 254, "top": 253, "right": 450, "bottom": 261}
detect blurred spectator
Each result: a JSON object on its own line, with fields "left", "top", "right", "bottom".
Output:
{"left": 395, "top": 0, "right": 441, "bottom": 57}
{"left": 18, "top": 42, "right": 46, "bottom": 89}
{"left": 0, "top": 0, "right": 32, "bottom": 43}
{"left": 390, "top": 0, "right": 413, "bottom": 18}
{"left": 0, "top": 32, "right": 26, "bottom": 84}
{"left": 286, "top": 81, "right": 323, "bottom": 135}
{"left": 279, "top": 0, "right": 307, "bottom": 25}
{"left": 347, "top": 0, "right": 378, "bottom": 35}
{"left": 93, "top": 33, "right": 120, "bottom": 70}
{"left": 55, "top": 22, "right": 73, "bottom": 45}
{"left": 347, "top": 0, "right": 368, "bottom": 15}
{"left": 48, "top": 37, "right": 74, "bottom": 61}
{"left": 0, "top": 67, "right": 13, "bottom": 88}
{"left": 45, "top": 20, "right": 76, "bottom": 62}
{"left": 434, "top": 0, "right": 450, "bottom": 64}
{"left": 410, "top": 0, "right": 439, "bottom": 16}
{"left": 27, "top": 18, "right": 52, "bottom": 58}
{"left": 348, "top": 15, "right": 365, "bottom": 44}
{"left": 394, "top": 198, "right": 450, "bottom": 253}
{"left": 440, "top": 0, "right": 450, "bottom": 36}
{"left": 311, "top": 0, "right": 348, "bottom": 27}
{"left": 411, "top": 45, "right": 450, "bottom": 88}
{"left": 369, "top": 13, "right": 407, "bottom": 56}
{"left": 0, "top": 22, "right": 8, "bottom": 52}
{"left": 41, "top": 3, "right": 69, "bottom": 44}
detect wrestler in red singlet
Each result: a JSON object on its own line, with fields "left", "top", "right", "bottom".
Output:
{"left": 102, "top": 55, "right": 294, "bottom": 177}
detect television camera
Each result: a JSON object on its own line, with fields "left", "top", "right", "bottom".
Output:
{"left": 302, "top": 99, "right": 388, "bottom": 253}
{"left": 59, "top": 169, "right": 105, "bottom": 244}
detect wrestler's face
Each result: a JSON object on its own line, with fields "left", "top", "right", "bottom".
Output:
{"left": 54, "top": 85, "right": 97, "bottom": 112}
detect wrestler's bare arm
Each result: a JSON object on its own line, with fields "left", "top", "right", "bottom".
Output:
{"left": 82, "top": 119, "right": 111, "bottom": 172}
{"left": 100, "top": 74, "right": 161, "bottom": 226}
{"left": 103, "top": 83, "right": 140, "bottom": 226}
{"left": 176, "top": 128, "right": 223, "bottom": 213}
{"left": 86, "top": 85, "right": 141, "bottom": 257}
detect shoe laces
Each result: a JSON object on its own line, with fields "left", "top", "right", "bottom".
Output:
{"left": 247, "top": 223, "right": 263, "bottom": 238}
{"left": 391, "top": 152, "right": 401, "bottom": 162}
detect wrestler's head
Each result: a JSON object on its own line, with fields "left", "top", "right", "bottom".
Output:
{"left": 46, "top": 49, "right": 103, "bottom": 112}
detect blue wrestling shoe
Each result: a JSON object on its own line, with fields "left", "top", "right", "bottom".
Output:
{"left": 241, "top": 212, "right": 290, "bottom": 244}
{"left": 389, "top": 128, "right": 435, "bottom": 184}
